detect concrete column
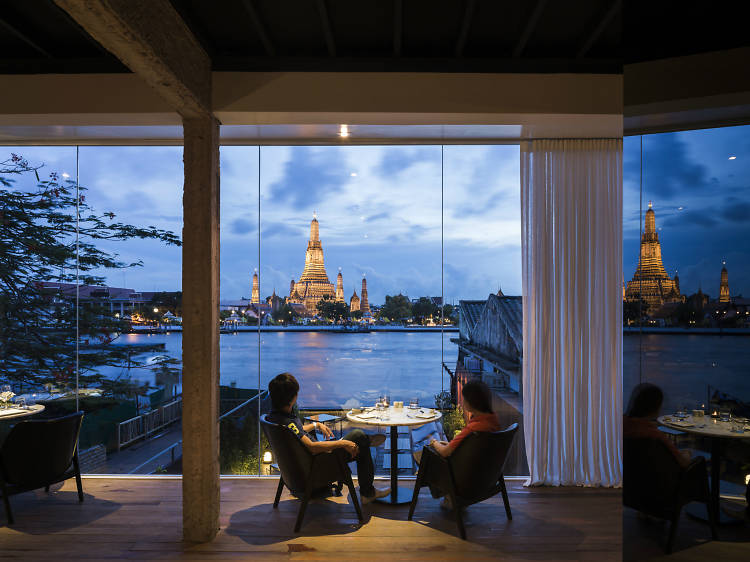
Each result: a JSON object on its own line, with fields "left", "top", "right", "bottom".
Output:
{"left": 181, "top": 116, "right": 220, "bottom": 542}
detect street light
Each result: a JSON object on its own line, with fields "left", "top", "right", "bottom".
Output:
{"left": 153, "top": 308, "right": 159, "bottom": 314}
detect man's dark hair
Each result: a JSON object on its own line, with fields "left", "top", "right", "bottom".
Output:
{"left": 269, "top": 372, "right": 299, "bottom": 410}
{"left": 625, "top": 383, "right": 664, "bottom": 418}
{"left": 461, "top": 379, "right": 494, "bottom": 414}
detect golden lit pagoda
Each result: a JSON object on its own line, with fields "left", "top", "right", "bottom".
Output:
{"left": 719, "top": 262, "right": 730, "bottom": 303}
{"left": 625, "top": 202, "right": 682, "bottom": 309}
{"left": 349, "top": 287, "right": 360, "bottom": 312}
{"left": 360, "top": 275, "right": 370, "bottom": 313}
{"left": 288, "top": 215, "right": 336, "bottom": 313}
{"left": 335, "top": 268, "right": 344, "bottom": 302}
{"left": 251, "top": 270, "right": 259, "bottom": 304}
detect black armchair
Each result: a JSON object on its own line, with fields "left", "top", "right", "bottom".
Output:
{"left": 0, "top": 411, "right": 85, "bottom": 525}
{"left": 408, "top": 423, "right": 518, "bottom": 539}
{"left": 260, "top": 414, "right": 362, "bottom": 532}
{"left": 623, "top": 437, "right": 717, "bottom": 554}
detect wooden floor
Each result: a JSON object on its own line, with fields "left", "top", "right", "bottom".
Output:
{"left": 0, "top": 477, "right": 621, "bottom": 560}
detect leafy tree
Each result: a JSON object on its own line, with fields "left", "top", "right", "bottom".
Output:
{"left": 0, "top": 154, "right": 181, "bottom": 395}
{"left": 378, "top": 293, "right": 412, "bottom": 323}
{"left": 412, "top": 297, "right": 438, "bottom": 324}
{"left": 623, "top": 298, "right": 649, "bottom": 325}
{"left": 442, "top": 303, "right": 456, "bottom": 322}
{"left": 350, "top": 309, "right": 363, "bottom": 320}
{"left": 143, "top": 291, "right": 182, "bottom": 321}
{"left": 316, "top": 294, "right": 349, "bottom": 321}
{"left": 272, "top": 302, "right": 298, "bottom": 324}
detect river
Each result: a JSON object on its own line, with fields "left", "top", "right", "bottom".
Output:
{"left": 109, "top": 331, "right": 750, "bottom": 413}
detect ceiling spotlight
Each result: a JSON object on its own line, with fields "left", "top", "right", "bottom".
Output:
{"left": 728, "top": 156, "right": 737, "bottom": 160}
{"left": 350, "top": 172, "right": 357, "bottom": 177}
{"left": 339, "top": 124, "right": 350, "bottom": 138}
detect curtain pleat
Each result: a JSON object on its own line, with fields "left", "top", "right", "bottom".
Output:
{"left": 521, "top": 139, "right": 623, "bottom": 487}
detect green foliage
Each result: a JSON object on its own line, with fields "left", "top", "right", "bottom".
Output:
{"left": 0, "top": 154, "right": 181, "bottom": 394}
{"left": 412, "top": 297, "right": 438, "bottom": 324}
{"left": 623, "top": 298, "right": 649, "bottom": 324}
{"left": 219, "top": 412, "right": 270, "bottom": 475}
{"left": 143, "top": 291, "right": 181, "bottom": 320}
{"left": 442, "top": 303, "right": 456, "bottom": 321}
{"left": 273, "top": 302, "right": 298, "bottom": 324}
{"left": 316, "top": 294, "right": 349, "bottom": 321}
{"left": 378, "top": 293, "right": 412, "bottom": 322}
{"left": 441, "top": 405, "right": 466, "bottom": 440}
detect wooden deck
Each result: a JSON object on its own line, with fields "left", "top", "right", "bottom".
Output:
{"left": 0, "top": 477, "right": 621, "bottom": 560}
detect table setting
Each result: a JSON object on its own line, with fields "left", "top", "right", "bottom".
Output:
{"left": 346, "top": 395, "right": 442, "bottom": 504}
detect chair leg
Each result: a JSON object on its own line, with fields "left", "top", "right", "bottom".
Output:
{"left": 74, "top": 455, "right": 84, "bottom": 503}
{"left": 273, "top": 477, "right": 284, "bottom": 508}
{"left": 499, "top": 474, "right": 512, "bottom": 520}
{"left": 294, "top": 480, "right": 313, "bottom": 533}
{"left": 408, "top": 461, "right": 426, "bottom": 521}
{"left": 0, "top": 480, "right": 13, "bottom": 525}
{"left": 666, "top": 507, "right": 681, "bottom": 555}
{"left": 345, "top": 472, "right": 363, "bottom": 522}
{"left": 449, "top": 488, "right": 466, "bottom": 540}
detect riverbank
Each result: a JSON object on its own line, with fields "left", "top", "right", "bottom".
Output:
{"left": 130, "top": 325, "right": 459, "bottom": 334}
{"left": 623, "top": 326, "right": 750, "bottom": 335}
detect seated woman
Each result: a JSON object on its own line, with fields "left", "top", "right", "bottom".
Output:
{"left": 417, "top": 379, "right": 501, "bottom": 509}
{"left": 623, "top": 382, "right": 691, "bottom": 467}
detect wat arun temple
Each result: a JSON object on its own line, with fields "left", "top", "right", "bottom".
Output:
{"left": 625, "top": 202, "right": 683, "bottom": 309}
{"left": 284, "top": 215, "right": 370, "bottom": 315}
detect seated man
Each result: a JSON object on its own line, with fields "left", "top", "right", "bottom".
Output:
{"left": 267, "top": 373, "right": 389, "bottom": 504}
{"left": 414, "top": 379, "right": 501, "bottom": 509}
{"left": 624, "top": 383, "right": 691, "bottom": 467}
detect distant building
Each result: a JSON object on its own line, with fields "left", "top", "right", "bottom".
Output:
{"left": 719, "top": 263, "right": 731, "bottom": 303}
{"left": 36, "top": 282, "right": 165, "bottom": 318}
{"left": 251, "top": 270, "right": 259, "bottom": 304}
{"left": 286, "top": 215, "right": 337, "bottom": 314}
{"left": 349, "top": 287, "right": 360, "bottom": 312}
{"left": 335, "top": 269, "right": 344, "bottom": 302}
{"left": 360, "top": 276, "right": 370, "bottom": 313}
{"left": 625, "top": 202, "right": 682, "bottom": 309}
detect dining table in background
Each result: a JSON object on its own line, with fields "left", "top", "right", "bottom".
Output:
{"left": 658, "top": 413, "right": 750, "bottom": 525}
{"left": 347, "top": 406, "right": 442, "bottom": 505}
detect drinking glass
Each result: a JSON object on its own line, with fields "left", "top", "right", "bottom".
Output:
{"left": 719, "top": 410, "right": 731, "bottom": 423}
{"left": 675, "top": 404, "right": 688, "bottom": 419}
{"left": 376, "top": 402, "right": 386, "bottom": 420}
{"left": 731, "top": 418, "right": 745, "bottom": 433}
{"left": 14, "top": 396, "right": 26, "bottom": 410}
{"left": 409, "top": 397, "right": 419, "bottom": 409}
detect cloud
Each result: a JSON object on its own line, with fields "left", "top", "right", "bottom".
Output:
{"left": 625, "top": 134, "right": 711, "bottom": 200}
{"left": 268, "top": 147, "right": 349, "bottom": 210}
{"left": 376, "top": 147, "right": 439, "bottom": 177}
{"left": 262, "top": 222, "right": 303, "bottom": 239}
{"left": 366, "top": 211, "right": 390, "bottom": 222}
{"left": 662, "top": 209, "right": 718, "bottom": 229}
{"left": 230, "top": 217, "right": 256, "bottom": 235}
{"left": 722, "top": 201, "right": 750, "bottom": 223}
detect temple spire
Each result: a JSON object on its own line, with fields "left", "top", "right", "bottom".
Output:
{"left": 251, "top": 269, "right": 259, "bottom": 304}
{"left": 720, "top": 261, "right": 730, "bottom": 303}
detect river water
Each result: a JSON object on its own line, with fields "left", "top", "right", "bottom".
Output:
{"left": 115, "top": 331, "right": 455, "bottom": 408}
{"left": 111, "top": 331, "right": 750, "bottom": 412}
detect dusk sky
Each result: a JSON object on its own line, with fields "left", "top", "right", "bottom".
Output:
{"left": 5, "top": 144, "right": 521, "bottom": 305}
{"left": 7, "top": 126, "right": 748, "bottom": 305}
{"left": 623, "top": 124, "right": 750, "bottom": 300}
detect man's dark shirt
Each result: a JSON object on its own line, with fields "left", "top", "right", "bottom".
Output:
{"left": 267, "top": 409, "right": 307, "bottom": 440}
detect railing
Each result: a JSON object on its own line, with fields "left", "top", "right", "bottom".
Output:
{"left": 126, "top": 390, "right": 268, "bottom": 474}
{"left": 117, "top": 396, "right": 183, "bottom": 450}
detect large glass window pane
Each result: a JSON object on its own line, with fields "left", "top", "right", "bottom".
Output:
{"left": 443, "top": 145, "right": 525, "bottom": 475}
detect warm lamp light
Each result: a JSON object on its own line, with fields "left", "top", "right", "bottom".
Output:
{"left": 153, "top": 308, "right": 159, "bottom": 313}
{"left": 262, "top": 451, "right": 273, "bottom": 463}
{"left": 339, "top": 124, "right": 350, "bottom": 138}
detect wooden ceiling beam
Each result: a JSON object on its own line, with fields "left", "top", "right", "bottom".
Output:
{"left": 53, "top": 0, "right": 211, "bottom": 119}
{"left": 393, "top": 0, "right": 402, "bottom": 57}
{"left": 577, "top": 0, "right": 621, "bottom": 59}
{"left": 240, "top": 0, "right": 275, "bottom": 57}
{"left": 454, "top": 0, "right": 476, "bottom": 58}
{"left": 513, "top": 0, "right": 548, "bottom": 58}
{"left": 315, "top": 0, "right": 336, "bottom": 57}
{"left": 0, "top": 16, "right": 53, "bottom": 58}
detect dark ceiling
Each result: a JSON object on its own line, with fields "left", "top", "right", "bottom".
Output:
{"left": 0, "top": 0, "right": 747, "bottom": 76}
{"left": 1, "top": 0, "right": 621, "bottom": 74}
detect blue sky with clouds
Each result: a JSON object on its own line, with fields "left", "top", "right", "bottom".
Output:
{"left": 8, "top": 127, "right": 747, "bottom": 305}
{"left": 5, "top": 144, "right": 520, "bottom": 305}
{"left": 624, "top": 125, "right": 750, "bottom": 299}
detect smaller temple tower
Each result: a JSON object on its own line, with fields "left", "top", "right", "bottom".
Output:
{"left": 251, "top": 270, "right": 260, "bottom": 304}
{"left": 673, "top": 271, "right": 680, "bottom": 295}
{"left": 360, "top": 275, "right": 370, "bottom": 313}
{"left": 719, "top": 262, "right": 730, "bottom": 303}
{"left": 350, "top": 287, "right": 360, "bottom": 312}
{"left": 289, "top": 279, "right": 295, "bottom": 296}
{"left": 335, "top": 268, "right": 345, "bottom": 302}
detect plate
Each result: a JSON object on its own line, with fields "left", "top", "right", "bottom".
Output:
{"left": 416, "top": 412, "right": 436, "bottom": 419}
{"left": 671, "top": 421, "right": 695, "bottom": 428}
{"left": 356, "top": 413, "right": 377, "bottom": 420}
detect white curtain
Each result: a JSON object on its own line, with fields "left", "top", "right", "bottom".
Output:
{"left": 521, "top": 139, "right": 622, "bottom": 487}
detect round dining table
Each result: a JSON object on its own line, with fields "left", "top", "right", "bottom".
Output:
{"left": 347, "top": 406, "right": 442, "bottom": 505}
{"left": 0, "top": 404, "right": 45, "bottom": 421}
{"left": 658, "top": 414, "right": 750, "bottom": 525}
